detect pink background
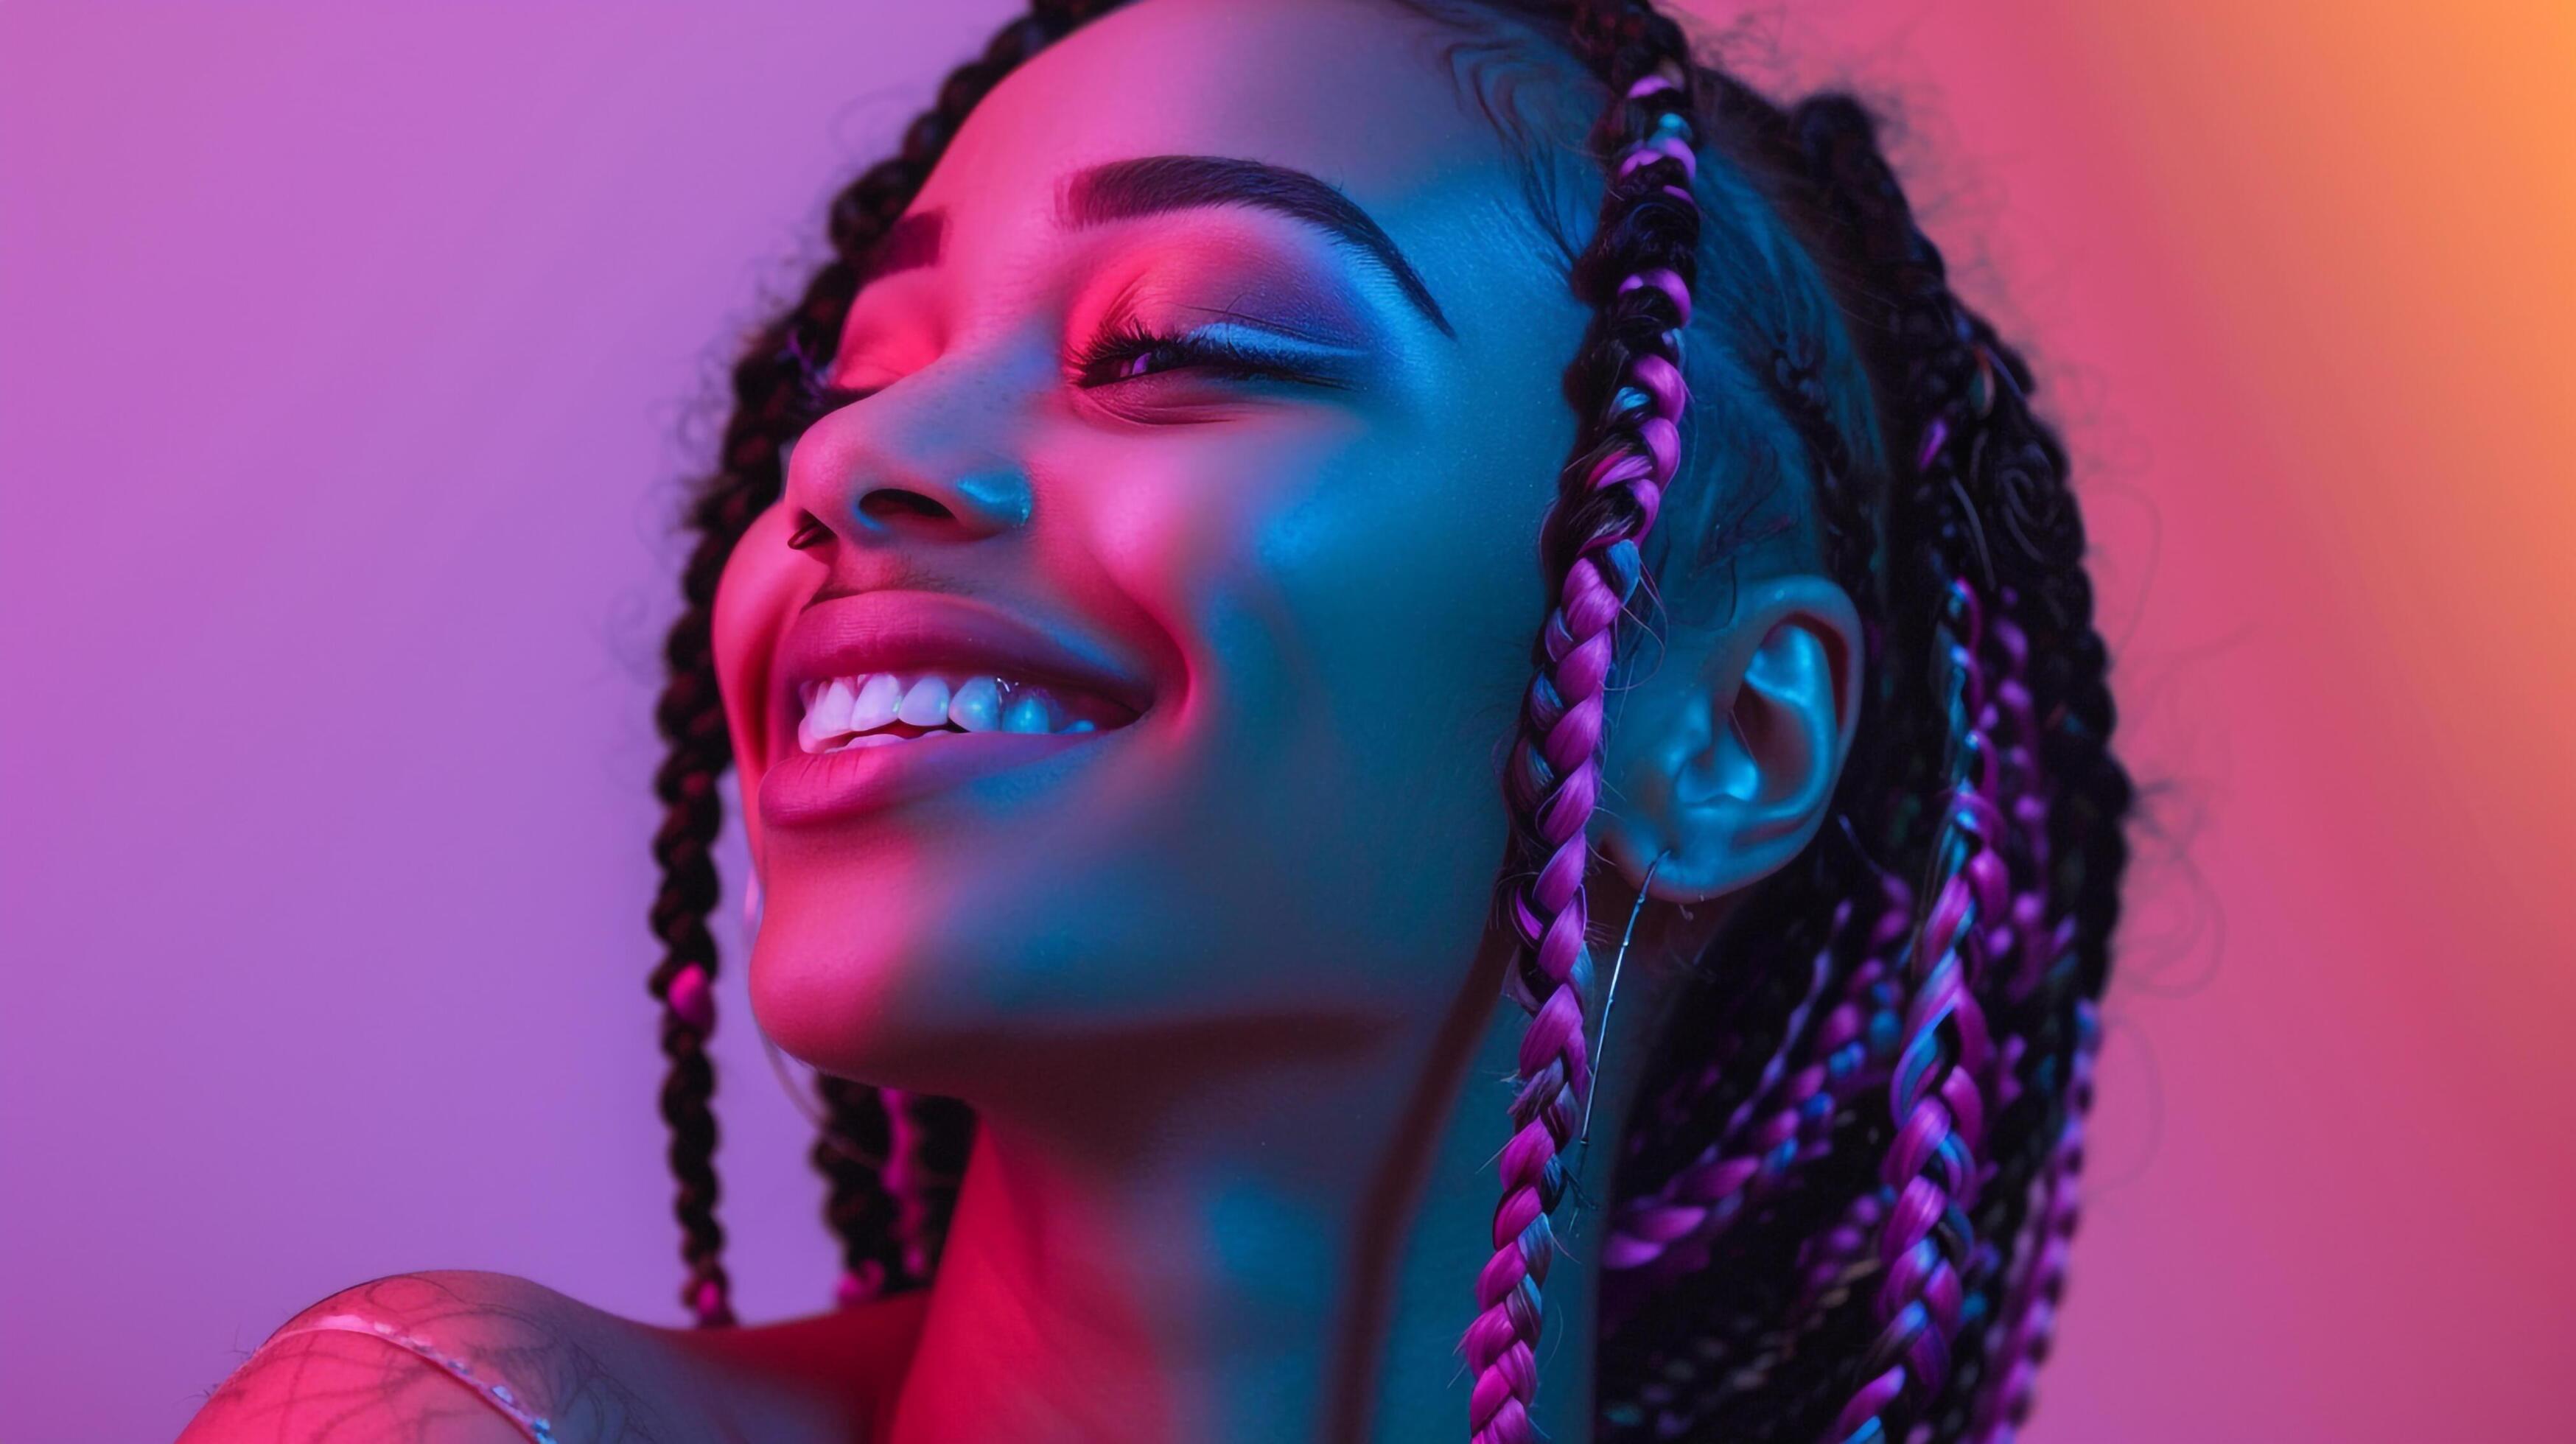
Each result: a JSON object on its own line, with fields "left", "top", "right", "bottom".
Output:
{"left": 4, "top": 2, "right": 2569, "bottom": 1440}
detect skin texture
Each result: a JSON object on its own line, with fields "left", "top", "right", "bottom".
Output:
{"left": 181, "top": 1, "right": 1859, "bottom": 1440}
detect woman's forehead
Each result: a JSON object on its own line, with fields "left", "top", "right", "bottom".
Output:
{"left": 909, "top": 0, "right": 1560, "bottom": 287}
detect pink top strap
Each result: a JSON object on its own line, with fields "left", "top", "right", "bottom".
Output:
{"left": 270, "top": 1311, "right": 556, "bottom": 1442}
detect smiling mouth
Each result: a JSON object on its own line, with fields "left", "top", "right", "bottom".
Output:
{"left": 794, "top": 669, "right": 1136, "bottom": 754}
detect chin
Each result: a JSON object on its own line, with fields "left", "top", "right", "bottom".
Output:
{"left": 743, "top": 841, "right": 1161, "bottom": 1093}
{"left": 746, "top": 883, "right": 927, "bottom": 1086}
{"left": 746, "top": 852, "right": 1049, "bottom": 1090}
{"left": 741, "top": 751, "right": 1135, "bottom": 1085}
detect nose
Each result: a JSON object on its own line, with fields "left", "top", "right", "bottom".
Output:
{"left": 784, "top": 371, "right": 1035, "bottom": 547}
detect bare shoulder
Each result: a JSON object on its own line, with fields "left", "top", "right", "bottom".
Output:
{"left": 181, "top": 1271, "right": 865, "bottom": 1444}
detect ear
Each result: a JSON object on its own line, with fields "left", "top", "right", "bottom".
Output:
{"left": 1593, "top": 573, "right": 1862, "bottom": 902}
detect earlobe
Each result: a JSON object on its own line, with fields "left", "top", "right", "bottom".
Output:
{"left": 1595, "top": 575, "right": 1861, "bottom": 902}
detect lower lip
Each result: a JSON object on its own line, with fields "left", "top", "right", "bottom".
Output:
{"left": 757, "top": 729, "right": 1112, "bottom": 828}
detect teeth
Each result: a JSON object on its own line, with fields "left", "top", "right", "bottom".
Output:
{"left": 1001, "top": 691, "right": 1054, "bottom": 734}
{"left": 812, "top": 679, "right": 857, "bottom": 735}
{"left": 897, "top": 676, "right": 952, "bottom": 726}
{"left": 948, "top": 676, "right": 1001, "bottom": 732}
{"left": 800, "top": 668, "right": 1127, "bottom": 752}
{"left": 850, "top": 673, "right": 903, "bottom": 732}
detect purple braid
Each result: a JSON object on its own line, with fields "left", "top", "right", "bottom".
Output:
{"left": 1597, "top": 908, "right": 1852, "bottom": 1273}
{"left": 1597, "top": 892, "right": 1901, "bottom": 1303}
{"left": 1827, "top": 579, "right": 2009, "bottom": 1444}
{"left": 1967, "top": 1000, "right": 2099, "bottom": 1443}
{"left": 1466, "top": 16, "right": 1706, "bottom": 1439}
{"left": 1796, "top": 1185, "right": 1894, "bottom": 1335}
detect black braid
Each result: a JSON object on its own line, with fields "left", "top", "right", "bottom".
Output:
{"left": 892, "top": 1092, "right": 979, "bottom": 1280}
{"left": 813, "top": 1075, "right": 906, "bottom": 1300}
{"left": 647, "top": 306, "right": 799, "bottom": 1329}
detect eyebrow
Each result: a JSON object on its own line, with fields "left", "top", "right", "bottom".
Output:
{"left": 1058, "top": 155, "right": 1454, "bottom": 337}
{"left": 860, "top": 211, "right": 948, "bottom": 282}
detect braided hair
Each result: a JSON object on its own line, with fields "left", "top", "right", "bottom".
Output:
{"left": 1582, "top": 74, "right": 2130, "bottom": 1444}
{"left": 643, "top": 2, "right": 2130, "bottom": 1440}
{"left": 1460, "top": 10, "right": 1709, "bottom": 1441}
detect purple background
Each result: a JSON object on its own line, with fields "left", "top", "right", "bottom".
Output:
{"left": 7, "top": 3, "right": 2572, "bottom": 1441}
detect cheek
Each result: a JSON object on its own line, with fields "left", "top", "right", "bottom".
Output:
{"left": 708, "top": 502, "right": 805, "bottom": 860}
{"left": 1070, "top": 405, "right": 1560, "bottom": 986}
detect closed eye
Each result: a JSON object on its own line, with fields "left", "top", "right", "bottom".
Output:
{"left": 780, "top": 315, "right": 1354, "bottom": 435}
{"left": 1069, "top": 318, "right": 1351, "bottom": 391}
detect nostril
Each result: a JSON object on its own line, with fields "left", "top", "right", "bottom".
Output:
{"left": 858, "top": 488, "right": 955, "bottom": 525}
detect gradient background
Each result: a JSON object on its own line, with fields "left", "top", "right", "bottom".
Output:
{"left": 4, "top": 2, "right": 2570, "bottom": 1440}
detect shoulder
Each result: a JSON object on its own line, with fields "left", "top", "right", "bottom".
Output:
{"left": 181, "top": 1271, "right": 879, "bottom": 1444}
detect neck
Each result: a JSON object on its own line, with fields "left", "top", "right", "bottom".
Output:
{"left": 881, "top": 936, "right": 1657, "bottom": 1444}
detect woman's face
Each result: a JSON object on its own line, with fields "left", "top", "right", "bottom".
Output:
{"left": 713, "top": 0, "right": 1603, "bottom": 1085}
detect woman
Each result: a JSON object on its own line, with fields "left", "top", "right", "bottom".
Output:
{"left": 181, "top": 0, "right": 2129, "bottom": 1439}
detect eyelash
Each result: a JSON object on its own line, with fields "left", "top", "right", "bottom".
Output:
{"left": 1066, "top": 318, "right": 1322, "bottom": 390}
{"left": 785, "top": 318, "right": 1323, "bottom": 430}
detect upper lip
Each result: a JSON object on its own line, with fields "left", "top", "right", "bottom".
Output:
{"left": 773, "top": 589, "right": 1155, "bottom": 738}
